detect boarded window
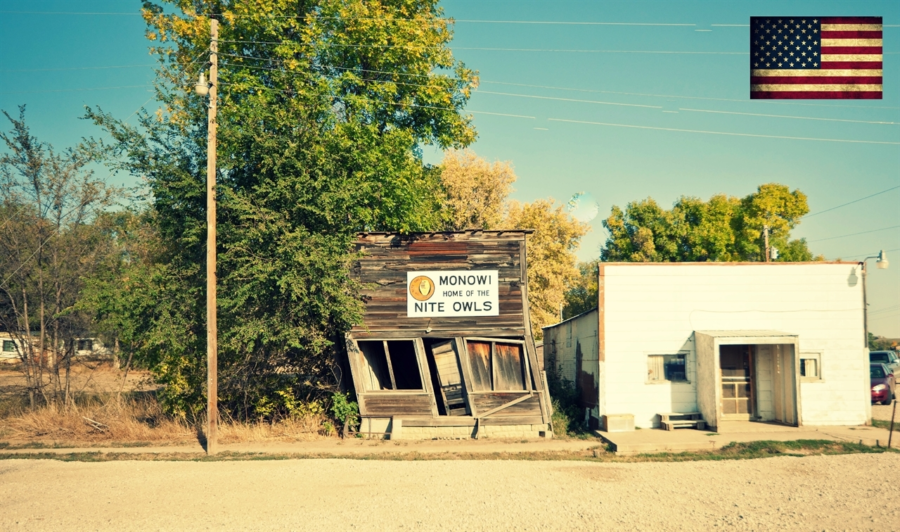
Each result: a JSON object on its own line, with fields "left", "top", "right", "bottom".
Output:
{"left": 648, "top": 354, "right": 687, "bottom": 383}
{"left": 357, "top": 340, "right": 424, "bottom": 391}
{"left": 800, "top": 352, "right": 822, "bottom": 382}
{"left": 466, "top": 341, "right": 492, "bottom": 391}
{"left": 2, "top": 340, "right": 16, "bottom": 353}
{"left": 465, "top": 340, "right": 528, "bottom": 391}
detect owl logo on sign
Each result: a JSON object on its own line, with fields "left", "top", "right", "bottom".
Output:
{"left": 409, "top": 275, "right": 435, "bottom": 301}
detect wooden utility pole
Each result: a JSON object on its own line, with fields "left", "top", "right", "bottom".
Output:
{"left": 206, "top": 18, "right": 219, "bottom": 455}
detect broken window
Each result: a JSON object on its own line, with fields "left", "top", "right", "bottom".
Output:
{"left": 465, "top": 340, "right": 528, "bottom": 391}
{"left": 647, "top": 354, "right": 688, "bottom": 383}
{"left": 800, "top": 352, "right": 822, "bottom": 382}
{"left": 76, "top": 339, "right": 93, "bottom": 352}
{"left": 357, "top": 340, "right": 424, "bottom": 391}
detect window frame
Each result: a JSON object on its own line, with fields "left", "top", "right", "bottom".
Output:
{"left": 800, "top": 351, "right": 823, "bottom": 382}
{"left": 2, "top": 340, "right": 17, "bottom": 353}
{"left": 646, "top": 352, "right": 690, "bottom": 384}
{"left": 463, "top": 337, "right": 532, "bottom": 393}
{"left": 353, "top": 338, "right": 428, "bottom": 393}
{"left": 76, "top": 339, "right": 93, "bottom": 352}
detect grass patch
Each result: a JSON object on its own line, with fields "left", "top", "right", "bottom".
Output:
{"left": 871, "top": 419, "right": 900, "bottom": 432}
{"left": 0, "top": 439, "right": 891, "bottom": 463}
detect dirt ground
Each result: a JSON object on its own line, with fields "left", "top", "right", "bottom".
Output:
{"left": 0, "top": 452, "right": 895, "bottom": 531}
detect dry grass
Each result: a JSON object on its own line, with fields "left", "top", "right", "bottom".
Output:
{"left": 0, "top": 394, "right": 333, "bottom": 446}
{"left": 0, "top": 394, "right": 195, "bottom": 444}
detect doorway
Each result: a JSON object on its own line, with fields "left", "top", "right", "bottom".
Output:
{"left": 719, "top": 345, "right": 754, "bottom": 420}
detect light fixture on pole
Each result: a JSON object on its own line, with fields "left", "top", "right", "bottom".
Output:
{"left": 861, "top": 250, "right": 889, "bottom": 349}
{"left": 876, "top": 249, "right": 889, "bottom": 270}
{"left": 195, "top": 72, "right": 209, "bottom": 96}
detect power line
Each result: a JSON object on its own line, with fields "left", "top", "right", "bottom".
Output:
{"left": 808, "top": 225, "right": 900, "bottom": 243}
{"left": 0, "top": 84, "right": 152, "bottom": 95}
{"left": 805, "top": 186, "right": 900, "bottom": 219}
{"left": 548, "top": 118, "right": 900, "bottom": 146}
{"left": 834, "top": 247, "right": 900, "bottom": 260}
{"left": 477, "top": 90, "right": 661, "bottom": 109}
{"left": 475, "top": 81, "right": 900, "bottom": 111}
{"left": 1, "top": 64, "right": 155, "bottom": 73}
{"left": 678, "top": 108, "right": 899, "bottom": 126}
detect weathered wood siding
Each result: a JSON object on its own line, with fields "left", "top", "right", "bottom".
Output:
{"left": 359, "top": 394, "right": 434, "bottom": 417}
{"left": 351, "top": 232, "right": 528, "bottom": 338}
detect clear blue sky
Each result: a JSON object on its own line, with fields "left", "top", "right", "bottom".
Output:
{"left": 1, "top": 0, "right": 898, "bottom": 335}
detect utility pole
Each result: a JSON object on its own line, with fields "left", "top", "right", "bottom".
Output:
{"left": 205, "top": 18, "right": 219, "bottom": 456}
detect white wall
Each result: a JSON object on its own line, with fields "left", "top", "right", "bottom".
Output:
{"left": 603, "top": 263, "right": 867, "bottom": 428}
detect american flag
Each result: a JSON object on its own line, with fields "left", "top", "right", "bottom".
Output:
{"left": 750, "top": 17, "right": 883, "bottom": 99}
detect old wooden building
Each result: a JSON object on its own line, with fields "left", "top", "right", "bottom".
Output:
{"left": 345, "top": 231, "right": 552, "bottom": 439}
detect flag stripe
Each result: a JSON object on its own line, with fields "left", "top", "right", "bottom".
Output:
{"left": 821, "top": 17, "right": 883, "bottom": 24}
{"left": 751, "top": 84, "right": 882, "bottom": 91}
{"left": 820, "top": 30, "right": 882, "bottom": 38}
{"left": 820, "top": 61, "right": 882, "bottom": 69}
{"left": 821, "top": 54, "right": 883, "bottom": 62}
{"left": 821, "top": 46, "right": 883, "bottom": 54}
{"left": 820, "top": 39, "right": 882, "bottom": 46}
{"left": 751, "top": 91, "right": 884, "bottom": 99}
{"left": 821, "top": 24, "right": 883, "bottom": 31}
{"left": 751, "top": 76, "right": 882, "bottom": 84}
{"left": 752, "top": 69, "right": 882, "bottom": 77}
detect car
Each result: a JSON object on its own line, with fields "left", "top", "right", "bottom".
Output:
{"left": 871, "top": 363, "right": 896, "bottom": 405}
{"left": 870, "top": 351, "right": 900, "bottom": 375}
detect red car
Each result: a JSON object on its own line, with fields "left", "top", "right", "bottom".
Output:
{"left": 871, "top": 363, "right": 895, "bottom": 405}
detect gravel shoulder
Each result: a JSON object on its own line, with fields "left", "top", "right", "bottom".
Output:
{"left": 0, "top": 452, "right": 895, "bottom": 531}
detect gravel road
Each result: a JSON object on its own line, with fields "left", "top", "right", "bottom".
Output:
{"left": 1, "top": 453, "right": 896, "bottom": 531}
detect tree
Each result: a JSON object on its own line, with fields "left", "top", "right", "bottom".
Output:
{"left": 0, "top": 107, "right": 120, "bottom": 407}
{"left": 85, "top": 0, "right": 478, "bottom": 419}
{"left": 733, "top": 183, "right": 810, "bottom": 261}
{"left": 562, "top": 259, "right": 599, "bottom": 320}
{"left": 439, "top": 149, "right": 516, "bottom": 230}
{"left": 505, "top": 199, "right": 590, "bottom": 340}
{"left": 601, "top": 184, "right": 820, "bottom": 263}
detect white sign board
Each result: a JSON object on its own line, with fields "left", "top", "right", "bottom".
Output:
{"left": 407, "top": 270, "right": 500, "bottom": 317}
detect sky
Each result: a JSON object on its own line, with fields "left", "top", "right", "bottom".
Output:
{"left": 1, "top": 0, "right": 898, "bottom": 336}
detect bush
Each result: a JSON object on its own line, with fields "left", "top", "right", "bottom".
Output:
{"left": 546, "top": 367, "right": 590, "bottom": 437}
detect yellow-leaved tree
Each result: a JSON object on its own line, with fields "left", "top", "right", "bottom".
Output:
{"left": 437, "top": 150, "right": 590, "bottom": 339}
{"left": 439, "top": 149, "right": 516, "bottom": 230}
{"left": 504, "top": 200, "right": 590, "bottom": 340}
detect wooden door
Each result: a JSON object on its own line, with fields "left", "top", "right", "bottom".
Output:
{"left": 720, "top": 345, "right": 753, "bottom": 419}
{"left": 430, "top": 341, "right": 469, "bottom": 416}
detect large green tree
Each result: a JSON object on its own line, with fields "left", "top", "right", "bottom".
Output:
{"left": 601, "top": 184, "right": 820, "bottom": 263}
{"left": 84, "top": 0, "right": 478, "bottom": 419}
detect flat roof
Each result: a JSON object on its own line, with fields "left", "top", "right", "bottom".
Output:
{"left": 695, "top": 330, "right": 798, "bottom": 338}
{"left": 357, "top": 229, "right": 535, "bottom": 236}
{"left": 601, "top": 261, "right": 858, "bottom": 266}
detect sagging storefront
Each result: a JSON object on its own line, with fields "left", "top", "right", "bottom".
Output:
{"left": 345, "top": 231, "right": 552, "bottom": 440}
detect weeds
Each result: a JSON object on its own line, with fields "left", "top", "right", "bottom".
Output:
{"left": 0, "top": 392, "right": 332, "bottom": 446}
{"left": 871, "top": 419, "right": 900, "bottom": 432}
{"left": 0, "top": 439, "right": 891, "bottom": 463}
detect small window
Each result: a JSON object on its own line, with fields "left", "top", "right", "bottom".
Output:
{"left": 357, "top": 340, "right": 423, "bottom": 391}
{"left": 800, "top": 352, "right": 823, "bottom": 382}
{"left": 465, "top": 340, "right": 529, "bottom": 391}
{"left": 77, "top": 339, "right": 93, "bottom": 352}
{"left": 2, "top": 340, "right": 16, "bottom": 353}
{"left": 647, "top": 354, "right": 688, "bottom": 383}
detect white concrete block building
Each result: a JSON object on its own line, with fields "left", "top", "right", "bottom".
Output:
{"left": 543, "top": 262, "right": 870, "bottom": 432}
